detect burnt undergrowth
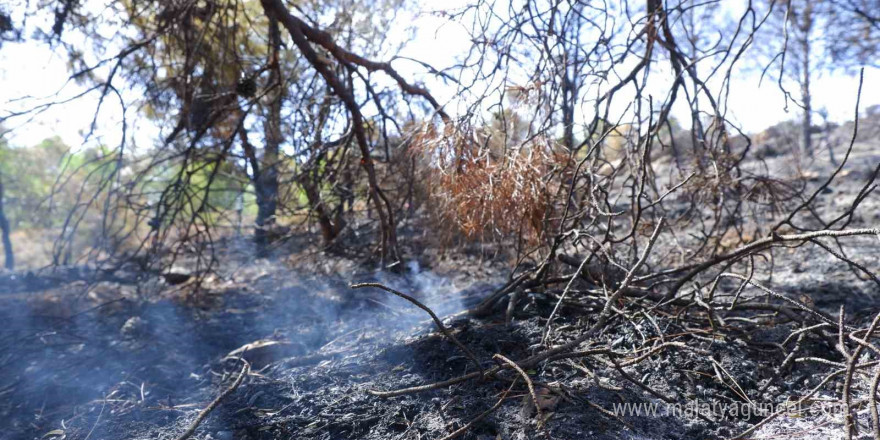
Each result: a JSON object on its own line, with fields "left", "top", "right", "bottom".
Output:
{"left": 3, "top": 123, "right": 880, "bottom": 440}
{"left": 4, "top": 1, "right": 880, "bottom": 439}
{"left": 1, "top": 223, "right": 878, "bottom": 440}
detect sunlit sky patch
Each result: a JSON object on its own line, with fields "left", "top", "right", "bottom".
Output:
{"left": 1, "top": 0, "right": 878, "bottom": 149}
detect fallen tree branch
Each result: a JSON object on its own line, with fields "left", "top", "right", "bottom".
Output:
{"left": 174, "top": 361, "right": 250, "bottom": 440}
{"left": 367, "top": 371, "right": 483, "bottom": 398}
{"left": 664, "top": 228, "right": 880, "bottom": 303}
{"left": 718, "top": 273, "right": 846, "bottom": 328}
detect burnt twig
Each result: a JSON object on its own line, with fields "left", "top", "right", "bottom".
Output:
{"left": 351, "top": 282, "right": 484, "bottom": 374}
{"left": 174, "top": 361, "right": 250, "bottom": 440}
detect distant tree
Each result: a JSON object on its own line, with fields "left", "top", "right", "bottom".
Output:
{"left": 0, "top": 137, "right": 75, "bottom": 230}
{"left": 824, "top": 0, "right": 880, "bottom": 67}
{"left": 759, "top": 0, "right": 880, "bottom": 159}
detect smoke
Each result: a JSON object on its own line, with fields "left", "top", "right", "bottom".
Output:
{"left": 0, "top": 254, "right": 497, "bottom": 439}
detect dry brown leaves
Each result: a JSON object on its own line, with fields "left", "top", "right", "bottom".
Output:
{"left": 409, "top": 122, "right": 570, "bottom": 245}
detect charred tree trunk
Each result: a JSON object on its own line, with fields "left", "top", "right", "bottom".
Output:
{"left": 297, "top": 149, "right": 345, "bottom": 245}
{"left": 299, "top": 173, "right": 343, "bottom": 245}
{"left": 561, "top": 72, "right": 576, "bottom": 152}
{"left": 255, "top": 15, "right": 283, "bottom": 249}
{"left": 0, "top": 176, "right": 14, "bottom": 270}
{"left": 561, "top": 12, "right": 583, "bottom": 153}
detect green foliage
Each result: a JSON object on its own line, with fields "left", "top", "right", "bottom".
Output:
{"left": 1, "top": 137, "right": 67, "bottom": 229}
{"left": 0, "top": 137, "right": 123, "bottom": 230}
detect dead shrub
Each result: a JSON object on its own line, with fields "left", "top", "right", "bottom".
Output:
{"left": 409, "top": 123, "right": 570, "bottom": 246}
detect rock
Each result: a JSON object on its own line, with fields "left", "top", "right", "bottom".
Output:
{"left": 120, "top": 316, "right": 148, "bottom": 337}
{"left": 224, "top": 339, "right": 301, "bottom": 368}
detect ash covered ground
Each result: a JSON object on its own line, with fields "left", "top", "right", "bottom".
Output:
{"left": 1, "top": 131, "right": 879, "bottom": 440}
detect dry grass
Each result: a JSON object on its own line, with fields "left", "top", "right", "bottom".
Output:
{"left": 409, "top": 123, "right": 570, "bottom": 245}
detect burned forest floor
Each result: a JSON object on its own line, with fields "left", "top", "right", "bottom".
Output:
{"left": 2, "top": 235, "right": 879, "bottom": 440}
{"left": 2, "top": 136, "right": 880, "bottom": 440}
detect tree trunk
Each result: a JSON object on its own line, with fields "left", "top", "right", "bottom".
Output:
{"left": 255, "top": 16, "right": 283, "bottom": 249}
{"left": 801, "top": 50, "right": 812, "bottom": 158}
{"left": 799, "top": 2, "right": 814, "bottom": 158}
{"left": 561, "top": 72, "right": 575, "bottom": 151}
{"left": 827, "top": 133, "right": 837, "bottom": 165}
{"left": 0, "top": 176, "right": 14, "bottom": 270}
{"left": 299, "top": 171, "right": 343, "bottom": 245}
{"left": 561, "top": 16, "right": 581, "bottom": 152}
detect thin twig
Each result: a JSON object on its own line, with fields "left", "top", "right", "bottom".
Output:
{"left": 351, "top": 282, "right": 484, "bottom": 374}
{"left": 438, "top": 377, "right": 519, "bottom": 440}
{"left": 494, "top": 354, "right": 544, "bottom": 426}
{"left": 174, "top": 361, "right": 250, "bottom": 440}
